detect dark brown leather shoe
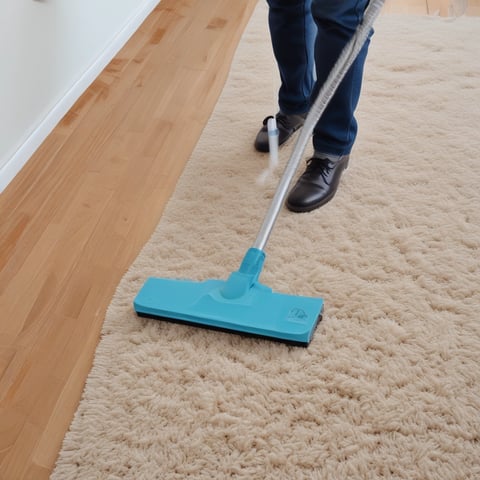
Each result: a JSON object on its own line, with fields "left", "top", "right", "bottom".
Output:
{"left": 286, "top": 156, "right": 350, "bottom": 212}
{"left": 254, "top": 112, "right": 306, "bottom": 152}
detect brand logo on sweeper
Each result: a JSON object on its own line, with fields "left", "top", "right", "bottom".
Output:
{"left": 287, "top": 308, "right": 308, "bottom": 323}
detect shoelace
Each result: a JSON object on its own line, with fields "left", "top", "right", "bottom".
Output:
{"left": 304, "top": 158, "right": 332, "bottom": 182}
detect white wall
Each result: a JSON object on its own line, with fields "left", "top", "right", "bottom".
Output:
{"left": 0, "top": 0, "right": 160, "bottom": 192}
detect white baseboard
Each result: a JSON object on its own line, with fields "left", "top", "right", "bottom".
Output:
{"left": 0, "top": 0, "right": 160, "bottom": 193}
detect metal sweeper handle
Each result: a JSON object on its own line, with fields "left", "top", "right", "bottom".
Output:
{"left": 253, "top": 0, "right": 385, "bottom": 252}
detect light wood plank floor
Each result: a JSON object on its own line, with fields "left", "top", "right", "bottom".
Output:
{"left": 1, "top": 0, "right": 478, "bottom": 478}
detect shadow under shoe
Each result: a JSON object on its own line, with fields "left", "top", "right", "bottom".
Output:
{"left": 254, "top": 112, "right": 306, "bottom": 152}
{"left": 286, "top": 156, "right": 350, "bottom": 213}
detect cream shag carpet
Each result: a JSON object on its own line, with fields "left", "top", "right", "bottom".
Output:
{"left": 52, "top": 3, "right": 480, "bottom": 479}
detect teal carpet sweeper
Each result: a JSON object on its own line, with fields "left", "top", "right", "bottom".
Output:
{"left": 133, "top": 0, "right": 384, "bottom": 346}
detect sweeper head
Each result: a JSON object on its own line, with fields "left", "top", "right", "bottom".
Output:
{"left": 134, "top": 248, "right": 323, "bottom": 346}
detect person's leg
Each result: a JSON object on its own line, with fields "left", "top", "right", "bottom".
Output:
{"left": 286, "top": 0, "right": 372, "bottom": 212}
{"left": 255, "top": 0, "right": 316, "bottom": 152}
{"left": 311, "top": 0, "right": 371, "bottom": 157}
{"left": 267, "top": 0, "right": 316, "bottom": 115}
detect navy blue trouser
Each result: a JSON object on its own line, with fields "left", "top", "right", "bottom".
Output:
{"left": 266, "top": 0, "right": 372, "bottom": 157}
